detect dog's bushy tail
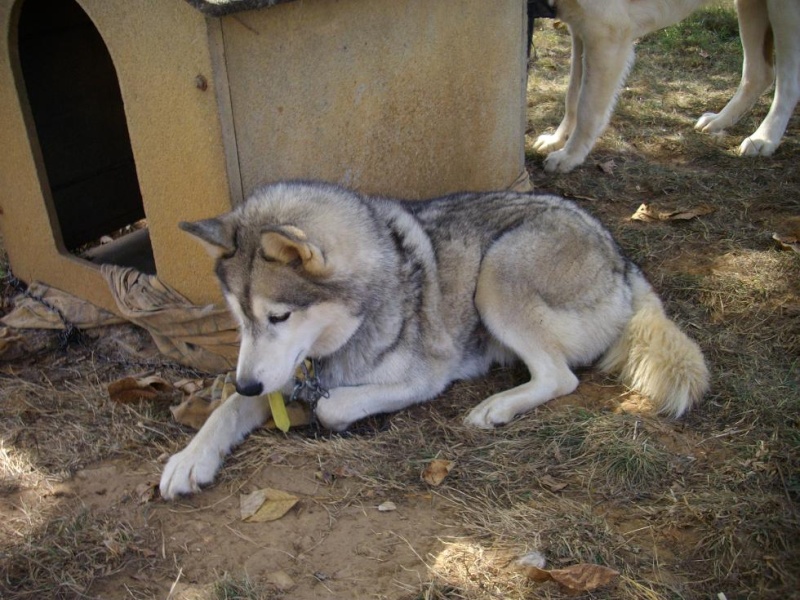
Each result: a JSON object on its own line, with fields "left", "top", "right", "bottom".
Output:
{"left": 598, "top": 272, "right": 709, "bottom": 417}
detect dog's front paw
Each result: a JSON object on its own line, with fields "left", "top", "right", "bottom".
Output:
{"left": 533, "top": 132, "right": 567, "bottom": 154}
{"left": 695, "top": 112, "right": 726, "bottom": 133}
{"left": 543, "top": 149, "right": 582, "bottom": 173}
{"left": 314, "top": 397, "right": 353, "bottom": 432}
{"left": 160, "top": 443, "right": 223, "bottom": 500}
{"left": 738, "top": 135, "right": 777, "bottom": 157}
{"left": 463, "top": 399, "right": 515, "bottom": 429}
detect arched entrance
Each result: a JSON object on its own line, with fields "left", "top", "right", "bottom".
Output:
{"left": 17, "top": 0, "right": 155, "bottom": 273}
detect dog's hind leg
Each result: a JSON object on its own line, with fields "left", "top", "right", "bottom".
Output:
{"left": 737, "top": 0, "right": 800, "bottom": 156}
{"left": 695, "top": 0, "right": 775, "bottom": 135}
{"left": 464, "top": 266, "right": 579, "bottom": 428}
{"left": 464, "top": 344, "right": 578, "bottom": 428}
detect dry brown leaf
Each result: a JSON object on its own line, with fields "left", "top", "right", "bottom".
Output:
{"left": 421, "top": 459, "right": 454, "bottom": 486}
{"left": 523, "top": 563, "right": 619, "bottom": 592}
{"left": 170, "top": 394, "right": 222, "bottom": 429}
{"left": 173, "top": 378, "right": 205, "bottom": 395}
{"left": 539, "top": 474, "right": 567, "bottom": 492}
{"left": 521, "top": 565, "right": 553, "bottom": 583}
{"left": 265, "top": 570, "right": 295, "bottom": 591}
{"left": 134, "top": 481, "right": 158, "bottom": 504}
{"left": 597, "top": 159, "right": 616, "bottom": 175}
{"left": 240, "top": 488, "right": 299, "bottom": 522}
{"left": 772, "top": 216, "right": 800, "bottom": 253}
{"left": 549, "top": 564, "right": 620, "bottom": 592}
{"left": 630, "top": 203, "right": 715, "bottom": 223}
{"left": 107, "top": 375, "right": 174, "bottom": 404}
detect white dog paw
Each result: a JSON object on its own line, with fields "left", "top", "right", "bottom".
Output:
{"left": 463, "top": 400, "right": 515, "bottom": 429}
{"left": 738, "top": 136, "right": 777, "bottom": 157}
{"left": 313, "top": 398, "right": 353, "bottom": 432}
{"left": 533, "top": 133, "right": 566, "bottom": 154}
{"left": 543, "top": 149, "right": 581, "bottom": 173}
{"left": 159, "top": 444, "right": 222, "bottom": 500}
{"left": 695, "top": 112, "right": 725, "bottom": 133}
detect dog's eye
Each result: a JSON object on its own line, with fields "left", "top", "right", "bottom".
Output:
{"left": 268, "top": 312, "right": 291, "bottom": 325}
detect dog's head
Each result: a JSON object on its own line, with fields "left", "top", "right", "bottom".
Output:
{"left": 180, "top": 184, "right": 370, "bottom": 397}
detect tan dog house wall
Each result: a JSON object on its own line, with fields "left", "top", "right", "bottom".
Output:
{"left": 0, "top": 0, "right": 529, "bottom": 313}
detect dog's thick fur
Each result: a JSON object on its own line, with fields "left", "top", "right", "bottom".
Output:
{"left": 533, "top": 0, "right": 800, "bottom": 172}
{"left": 159, "top": 182, "right": 709, "bottom": 499}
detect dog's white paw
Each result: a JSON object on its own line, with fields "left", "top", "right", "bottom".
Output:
{"left": 543, "top": 149, "right": 582, "bottom": 173}
{"left": 695, "top": 112, "right": 726, "bottom": 133}
{"left": 159, "top": 443, "right": 223, "bottom": 500}
{"left": 463, "top": 399, "right": 515, "bottom": 429}
{"left": 533, "top": 132, "right": 567, "bottom": 154}
{"left": 738, "top": 135, "right": 777, "bottom": 157}
{"left": 313, "top": 397, "right": 352, "bottom": 432}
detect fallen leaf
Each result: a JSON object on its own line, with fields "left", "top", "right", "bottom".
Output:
{"left": 173, "top": 378, "right": 205, "bottom": 395}
{"left": 421, "top": 459, "right": 454, "bottom": 486}
{"left": 630, "top": 203, "right": 715, "bottom": 223}
{"left": 597, "top": 159, "right": 616, "bottom": 175}
{"left": 107, "top": 375, "right": 174, "bottom": 404}
{"left": 664, "top": 205, "right": 716, "bottom": 221}
{"left": 221, "top": 372, "right": 236, "bottom": 400}
{"left": 522, "top": 563, "right": 620, "bottom": 593}
{"left": 539, "top": 474, "right": 567, "bottom": 492}
{"left": 265, "top": 570, "right": 295, "bottom": 591}
{"left": 772, "top": 216, "right": 800, "bottom": 253}
{"left": 170, "top": 394, "right": 222, "bottom": 429}
{"left": 377, "top": 501, "right": 397, "bottom": 512}
{"left": 549, "top": 564, "right": 620, "bottom": 592}
{"left": 134, "top": 481, "right": 158, "bottom": 504}
{"left": 265, "top": 401, "right": 312, "bottom": 430}
{"left": 240, "top": 488, "right": 299, "bottom": 522}
{"left": 521, "top": 565, "right": 553, "bottom": 583}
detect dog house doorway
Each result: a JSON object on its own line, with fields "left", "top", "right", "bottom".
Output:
{"left": 16, "top": 0, "right": 155, "bottom": 274}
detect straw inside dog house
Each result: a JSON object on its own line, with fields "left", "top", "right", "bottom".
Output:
{"left": 0, "top": 0, "right": 529, "bottom": 314}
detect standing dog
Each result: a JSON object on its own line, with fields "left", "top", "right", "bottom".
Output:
{"left": 160, "top": 182, "right": 708, "bottom": 499}
{"left": 533, "top": 0, "right": 800, "bottom": 172}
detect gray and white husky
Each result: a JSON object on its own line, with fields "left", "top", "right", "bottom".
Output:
{"left": 160, "top": 181, "right": 708, "bottom": 499}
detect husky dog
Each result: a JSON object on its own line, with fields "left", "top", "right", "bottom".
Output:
{"left": 159, "top": 182, "right": 708, "bottom": 499}
{"left": 533, "top": 0, "right": 800, "bottom": 173}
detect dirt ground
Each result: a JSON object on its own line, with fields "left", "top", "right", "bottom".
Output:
{"left": 2, "top": 8, "right": 799, "bottom": 600}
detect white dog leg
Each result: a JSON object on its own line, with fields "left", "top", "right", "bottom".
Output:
{"left": 738, "top": 0, "right": 800, "bottom": 156}
{"left": 695, "top": 0, "right": 774, "bottom": 134}
{"left": 533, "top": 30, "right": 584, "bottom": 154}
{"left": 543, "top": 32, "right": 635, "bottom": 173}
{"left": 160, "top": 392, "right": 270, "bottom": 499}
{"left": 465, "top": 353, "right": 578, "bottom": 428}
{"left": 314, "top": 382, "right": 434, "bottom": 432}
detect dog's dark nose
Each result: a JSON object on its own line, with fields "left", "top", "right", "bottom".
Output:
{"left": 235, "top": 380, "right": 264, "bottom": 397}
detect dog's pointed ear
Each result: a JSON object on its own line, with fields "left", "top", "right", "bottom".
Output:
{"left": 179, "top": 218, "right": 235, "bottom": 258}
{"left": 261, "top": 226, "right": 328, "bottom": 276}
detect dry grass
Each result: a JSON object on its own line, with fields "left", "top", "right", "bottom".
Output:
{"left": 1, "top": 4, "right": 799, "bottom": 599}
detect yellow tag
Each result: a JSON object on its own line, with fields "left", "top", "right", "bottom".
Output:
{"left": 268, "top": 391, "right": 291, "bottom": 433}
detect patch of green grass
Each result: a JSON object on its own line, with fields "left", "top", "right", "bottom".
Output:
{"left": 212, "top": 572, "right": 278, "bottom": 600}
{"left": 640, "top": 6, "right": 740, "bottom": 55}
